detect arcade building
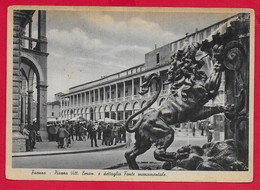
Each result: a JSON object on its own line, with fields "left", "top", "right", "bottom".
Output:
{"left": 12, "top": 10, "right": 48, "bottom": 152}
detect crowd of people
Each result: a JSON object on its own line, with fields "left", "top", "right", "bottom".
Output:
{"left": 47, "top": 120, "right": 127, "bottom": 149}
{"left": 21, "top": 119, "right": 216, "bottom": 152}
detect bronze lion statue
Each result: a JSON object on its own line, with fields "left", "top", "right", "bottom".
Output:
{"left": 124, "top": 34, "right": 239, "bottom": 170}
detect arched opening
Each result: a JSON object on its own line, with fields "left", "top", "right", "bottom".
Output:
{"left": 89, "top": 107, "right": 94, "bottom": 121}
{"left": 94, "top": 107, "right": 98, "bottom": 121}
{"left": 110, "top": 105, "right": 116, "bottom": 120}
{"left": 20, "top": 57, "right": 42, "bottom": 132}
{"left": 125, "top": 102, "right": 132, "bottom": 120}
{"left": 104, "top": 105, "right": 110, "bottom": 118}
{"left": 99, "top": 106, "right": 105, "bottom": 120}
{"left": 117, "top": 104, "right": 124, "bottom": 120}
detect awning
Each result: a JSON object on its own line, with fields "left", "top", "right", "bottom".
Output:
{"left": 69, "top": 115, "right": 85, "bottom": 121}
{"left": 97, "top": 117, "right": 119, "bottom": 124}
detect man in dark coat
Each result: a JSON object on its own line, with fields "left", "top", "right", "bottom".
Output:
{"left": 90, "top": 122, "right": 98, "bottom": 147}
{"left": 57, "top": 125, "right": 69, "bottom": 148}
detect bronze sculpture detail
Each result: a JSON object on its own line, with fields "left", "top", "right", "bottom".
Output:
{"left": 124, "top": 33, "right": 238, "bottom": 170}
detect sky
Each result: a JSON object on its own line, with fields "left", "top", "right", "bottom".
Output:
{"left": 33, "top": 9, "right": 235, "bottom": 101}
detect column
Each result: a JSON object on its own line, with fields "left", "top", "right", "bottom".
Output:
{"left": 27, "top": 90, "right": 33, "bottom": 125}
{"left": 88, "top": 92, "right": 90, "bottom": 105}
{"left": 85, "top": 92, "right": 87, "bottom": 105}
{"left": 72, "top": 95, "right": 74, "bottom": 107}
{"left": 94, "top": 90, "right": 96, "bottom": 103}
{"left": 21, "top": 93, "right": 26, "bottom": 126}
{"left": 103, "top": 87, "right": 106, "bottom": 103}
{"left": 139, "top": 76, "right": 142, "bottom": 98}
{"left": 123, "top": 81, "right": 126, "bottom": 100}
{"left": 37, "top": 11, "right": 47, "bottom": 52}
{"left": 109, "top": 86, "right": 112, "bottom": 102}
{"left": 116, "top": 83, "right": 118, "bottom": 101}
{"left": 115, "top": 112, "right": 118, "bottom": 120}
{"left": 123, "top": 111, "right": 126, "bottom": 121}
{"left": 77, "top": 94, "right": 79, "bottom": 107}
{"left": 98, "top": 88, "right": 100, "bottom": 103}
{"left": 36, "top": 82, "right": 48, "bottom": 139}
{"left": 132, "top": 79, "right": 134, "bottom": 99}
{"left": 139, "top": 76, "right": 142, "bottom": 94}
{"left": 28, "top": 19, "right": 32, "bottom": 49}
{"left": 80, "top": 93, "right": 82, "bottom": 107}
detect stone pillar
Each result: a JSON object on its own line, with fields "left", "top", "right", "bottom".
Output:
{"left": 94, "top": 90, "right": 96, "bottom": 103}
{"left": 123, "top": 111, "right": 126, "bottom": 121}
{"left": 116, "top": 84, "right": 118, "bottom": 101}
{"left": 139, "top": 77, "right": 142, "bottom": 98}
{"left": 115, "top": 112, "right": 118, "bottom": 120}
{"left": 37, "top": 11, "right": 47, "bottom": 52}
{"left": 123, "top": 81, "right": 126, "bottom": 100}
{"left": 109, "top": 86, "right": 112, "bottom": 102}
{"left": 85, "top": 92, "right": 87, "bottom": 106}
{"left": 132, "top": 79, "right": 134, "bottom": 98}
{"left": 98, "top": 88, "right": 100, "bottom": 103}
{"left": 88, "top": 92, "right": 90, "bottom": 105}
{"left": 103, "top": 87, "right": 106, "bottom": 103}
{"left": 76, "top": 94, "right": 78, "bottom": 107}
{"left": 37, "top": 82, "right": 48, "bottom": 140}
{"left": 12, "top": 11, "right": 25, "bottom": 152}
{"left": 27, "top": 90, "right": 34, "bottom": 125}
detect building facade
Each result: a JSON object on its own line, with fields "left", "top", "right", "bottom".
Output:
{"left": 12, "top": 10, "right": 48, "bottom": 152}
{"left": 47, "top": 93, "right": 63, "bottom": 123}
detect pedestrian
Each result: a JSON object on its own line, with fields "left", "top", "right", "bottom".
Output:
{"left": 97, "top": 123, "right": 102, "bottom": 140}
{"left": 79, "top": 122, "right": 87, "bottom": 141}
{"left": 102, "top": 125, "right": 107, "bottom": 145}
{"left": 75, "top": 122, "right": 80, "bottom": 140}
{"left": 126, "top": 132, "right": 132, "bottom": 148}
{"left": 207, "top": 124, "right": 214, "bottom": 142}
{"left": 57, "top": 125, "right": 69, "bottom": 148}
{"left": 201, "top": 125, "right": 205, "bottom": 136}
{"left": 90, "top": 122, "right": 98, "bottom": 147}
{"left": 112, "top": 125, "right": 119, "bottom": 145}
{"left": 192, "top": 125, "right": 196, "bottom": 136}
{"left": 22, "top": 125, "right": 31, "bottom": 151}
{"left": 69, "top": 122, "right": 75, "bottom": 141}
{"left": 29, "top": 124, "right": 37, "bottom": 150}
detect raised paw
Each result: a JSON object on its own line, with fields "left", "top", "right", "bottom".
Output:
{"left": 223, "top": 104, "right": 235, "bottom": 113}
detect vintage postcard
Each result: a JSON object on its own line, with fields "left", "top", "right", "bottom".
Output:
{"left": 6, "top": 6, "right": 254, "bottom": 182}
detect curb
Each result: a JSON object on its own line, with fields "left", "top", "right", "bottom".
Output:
{"left": 12, "top": 143, "right": 126, "bottom": 158}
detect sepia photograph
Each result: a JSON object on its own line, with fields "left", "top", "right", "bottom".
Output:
{"left": 6, "top": 6, "right": 254, "bottom": 182}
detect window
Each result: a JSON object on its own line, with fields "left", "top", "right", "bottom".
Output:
{"left": 156, "top": 53, "right": 160, "bottom": 64}
{"left": 52, "top": 112, "right": 54, "bottom": 116}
